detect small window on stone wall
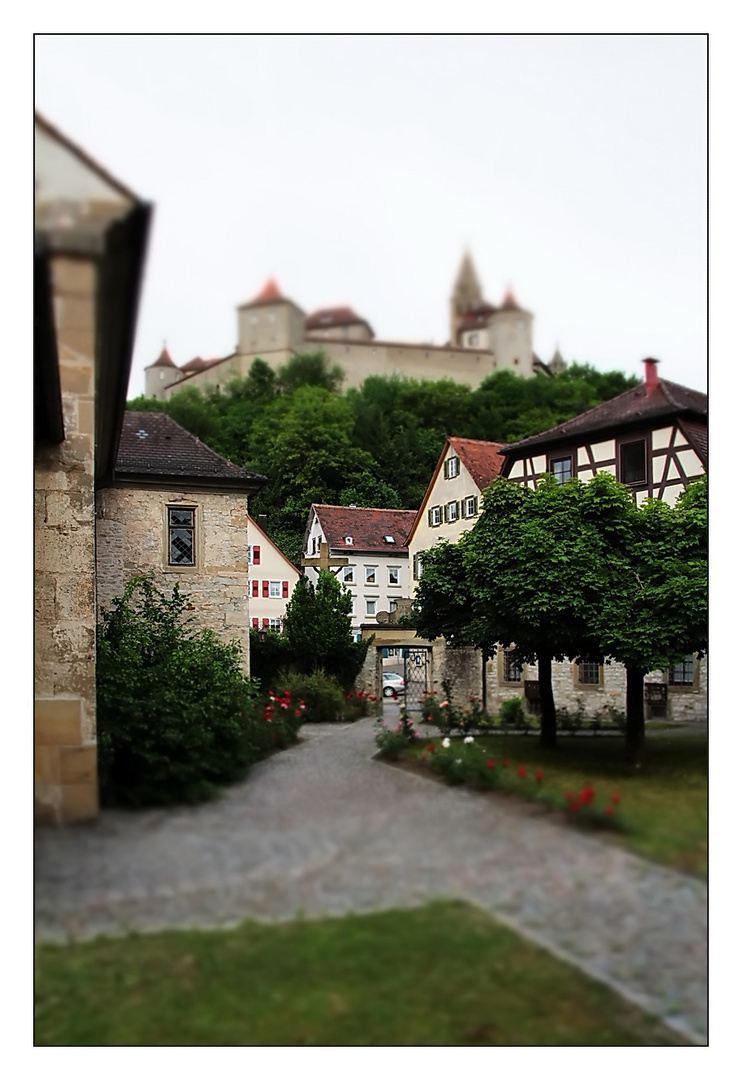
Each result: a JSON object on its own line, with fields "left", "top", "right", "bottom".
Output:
{"left": 503, "top": 649, "right": 523, "bottom": 683}
{"left": 576, "top": 660, "right": 602, "bottom": 686}
{"left": 168, "top": 507, "right": 195, "bottom": 566}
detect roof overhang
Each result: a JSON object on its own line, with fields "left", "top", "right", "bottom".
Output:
{"left": 109, "top": 470, "right": 268, "bottom": 496}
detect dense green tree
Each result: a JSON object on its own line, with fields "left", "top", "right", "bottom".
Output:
{"left": 283, "top": 571, "right": 371, "bottom": 689}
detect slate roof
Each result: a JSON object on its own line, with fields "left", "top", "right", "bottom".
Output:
{"left": 502, "top": 378, "right": 708, "bottom": 456}
{"left": 115, "top": 411, "right": 267, "bottom": 489}
{"left": 310, "top": 505, "right": 418, "bottom": 554}
{"left": 447, "top": 437, "right": 507, "bottom": 489}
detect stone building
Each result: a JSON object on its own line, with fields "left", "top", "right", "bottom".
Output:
{"left": 96, "top": 412, "right": 266, "bottom": 664}
{"left": 145, "top": 255, "right": 561, "bottom": 400}
{"left": 35, "top": 115, "right": 266, "bottom": 825}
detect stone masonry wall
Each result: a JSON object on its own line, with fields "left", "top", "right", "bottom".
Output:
{"left": 95, "top": 486, "right": 251, "bottom": 671}
{"left": 35, "top": 257, "right": 99, "bottom": 825}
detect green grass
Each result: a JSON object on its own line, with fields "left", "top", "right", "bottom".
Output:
{"left": 35, "top": 900, "right": 685, "bottom": 1046}
{"left": 410, "top": 732, "right": 707, "bottom": 877}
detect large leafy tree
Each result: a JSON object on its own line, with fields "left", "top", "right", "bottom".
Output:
{"left": 586, "top": 474, "right": 708, "bottom": 766}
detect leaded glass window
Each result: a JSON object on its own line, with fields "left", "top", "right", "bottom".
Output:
{"left": 669, "top": 654, "right": 695, "bottom": 686}
{"left": 168, "top": 508, "right": 195, "bottom": 565}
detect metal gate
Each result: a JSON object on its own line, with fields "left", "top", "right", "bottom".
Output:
{"left": 402, "top": 647, "right": 430, "bottom": 710}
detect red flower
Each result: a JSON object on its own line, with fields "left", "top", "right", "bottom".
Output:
{"left": 611, "top": 792, "right": 621, "bottom": 805}
{"left": 535, "top": 769, "right": 544, "bottom": 783}
{"left": 502, "top": 759, "right": 509, "bottom": 768}
{"left": 486, "top": 759, "right": 495, "bottom": 769}
{"left": 428, "top": 743, "right": 436, "bottom": 752}
{"left": 517, "top": 765, "right": 527, "bottom": 780}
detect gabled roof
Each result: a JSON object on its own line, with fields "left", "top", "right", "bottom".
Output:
{"left": 248, "top": 515, "right": 302, "bottom": 576}
{"left": 447, "top": 437, "right": 507, "bottom": 489}
{"left": 501, "top": 378, "right": 708, "bottom": 457}
{"left": 114, "top": 411, "right": 267, "bottom": 492}
{"left": 405, "top": 437, "right": 506, "bottom": 544}
{"left": 309, "top": 505, "right": 418, "bottom": 554}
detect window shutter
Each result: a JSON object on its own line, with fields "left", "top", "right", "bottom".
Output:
{"left": 460, "top": 500, "right": 465, "bottom": 517}
{"left": 427, "top": 508, "right": 433, "bottom": 527}
{"left": 282, "top": 580, "right": 289, "bottom": 598}
{"left": 251, "top": 580, "right": 259, "bottom": 597}
{"left": 473, "top": 496, "right": 478, "bottom": 515}
{"left": 252, "top": 617, "right": 259, "bottom": 628}
{"left": 262, "top": 580, "right": 269, "bottom": 597}
{"left": 253, "top": 545, "right": 261, "bottom": 565}
{"left": 262, "top": 618, "right": 269, "bottom": 628}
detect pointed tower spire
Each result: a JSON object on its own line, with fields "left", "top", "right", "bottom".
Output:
{"left": 450, "top": 251, "right": 484, "bottom": 342}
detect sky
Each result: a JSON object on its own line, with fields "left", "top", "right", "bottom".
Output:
{"left": 34, "top": 34, "right": 708, "bottom": 397}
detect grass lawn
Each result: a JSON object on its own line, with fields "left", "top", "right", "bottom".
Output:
{"left": 408, "top": 731, "right": 707, "bottom": 877}
{"left": 35, "top": 900, "right": 686, "bottom": 1046}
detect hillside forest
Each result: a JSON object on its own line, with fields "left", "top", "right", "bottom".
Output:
{"left": 127, "top": 353, "right": 638, "bottom": 565}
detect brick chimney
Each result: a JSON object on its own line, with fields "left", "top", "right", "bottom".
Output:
{"left": 643, "top": 357, "right": 660, "bottom": 395}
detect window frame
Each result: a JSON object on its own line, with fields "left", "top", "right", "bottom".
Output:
{"left": 268, "top": 580, "right": 282, "bottom": 598}
{"left": 342, "top": 565, "right": 355, "bottom": 585}
{"left": 444, "top": 456, "right": 460, "bottom": 479}
{"left": 463, "top": 495, "right": 478, "bottom": 519}
{"left": 364, "top": 565, "right": 378, "bottom": 586}
{"left": 501, "top": 648, "right": 523, "bottom": 685}
{"left": 617, "top": 433, "right": 649, "bottom": 487}
{"left": 387, "top": 566, "right": 400, "bottom": 587}
{"left": 446, "top": 500, "right": 459, "bottom": 523}
{"left": 429, "top": 505, "right": 443, "bottom": 527}
{"left": 668, "top": 654, "right": 697, "bottom": 689}
{"left": 548, "top": 452, "right": 575, "bottom": 486}
{"left": 575, "top": 660, "right": 603, "bottom": 687}
{"left": 365, "top": 597, "right": 378, "bottom": 618}
{"left": 166, "top": 505, "right": 197, "bottom": 569}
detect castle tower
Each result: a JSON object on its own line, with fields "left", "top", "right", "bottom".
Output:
{"left": 450, "top": 252, "right": 484, "bottom": 342}
{"left": 237, "top": 278, "right": 306, "bottom": 356}
{"left": 488, "top": 290, "right": 535, "bottom": 377}
{"left": 144, "top": 346, "right": 182, "bottom": 399}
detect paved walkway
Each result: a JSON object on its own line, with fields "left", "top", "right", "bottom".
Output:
{"left": 35, "top": 716, "right": 708, "bottom": 1045}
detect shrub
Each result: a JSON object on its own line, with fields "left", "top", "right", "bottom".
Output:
{"left": 499, "top": 696, "right": 527, "bottom": 730}
{"left": 277, "top": 671, "right": 347, "bottom": 722}
{"left": 248, "top": 629, "right": 293, "bottom": 689}
{"left": 374, "top": 709, "right": 419, "bottom": 759}
{"left": 344, "top": 688, "right": 378, "bottom": 721}
{"left": 97, "top": 575, "right": 282, "bottom": 807}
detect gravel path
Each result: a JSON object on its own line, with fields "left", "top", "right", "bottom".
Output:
{"left": 35, "top": 716, "right": 708, "bottom": 1045}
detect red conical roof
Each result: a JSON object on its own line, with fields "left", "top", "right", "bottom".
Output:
{"left": 149, "top": 346, "right": 176, "bottom": 368}
{"left": 255, "top": 277, "right": 283, "bottom": 302}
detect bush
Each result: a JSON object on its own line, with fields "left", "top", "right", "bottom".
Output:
{"left": 97, "top": 575, "right": 286, "bottom": 807}
{"left": 499, "top": 696, "right": 528, "bottom": 730}
{"left": 248, "top": 629, "right": 293, "bottom": 689}
{"left": 374, "top": 709, "right": 419, "bottom": 760}
{"left": 276, "top": 671, "right": 347, "bottom": 722}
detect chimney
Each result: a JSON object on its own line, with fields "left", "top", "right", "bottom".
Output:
{"left": 643, "top": 357, "right": 660, "bottom": 395}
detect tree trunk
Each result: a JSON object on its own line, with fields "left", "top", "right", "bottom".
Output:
{"left": 481, "top": 647, "right": 488, "bottom": 713}
{"left": 625, "top": 666, "right": 646, "bottom": 769}
{"left": 538, "top": 650, "right": 557, "bottom": 748}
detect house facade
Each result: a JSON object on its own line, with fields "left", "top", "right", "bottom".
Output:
{"left": 96, "top": 412, "right": 266, "bottom": 667}
{"left": 498, "top": 358, "right": 708, "bottom": 723}
{"left": 247, "top": 515, "right": 301, "bottom": 632}
{"left": 302, "top": 505, "right": 417, "bottom": 638}
{"left": 144, "top": 254, "right": 564, "bottom": 400}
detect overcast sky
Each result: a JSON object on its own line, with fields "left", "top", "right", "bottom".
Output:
{"left": 35, "top": 34, "right": 707, "bottom": 396}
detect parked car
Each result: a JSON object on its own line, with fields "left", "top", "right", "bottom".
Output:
{"left": 382, "top": 672, "right": 406, "bottom": 698}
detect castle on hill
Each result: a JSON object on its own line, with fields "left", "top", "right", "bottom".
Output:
{"left": 145, "top": 254, "right": 567, "bottom": 400}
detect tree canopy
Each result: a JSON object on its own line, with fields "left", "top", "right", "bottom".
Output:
{"left": 129, "top": 351, "right": 639, "bottom": 565}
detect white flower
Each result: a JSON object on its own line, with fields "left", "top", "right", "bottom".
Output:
{"left": 442, "top": 737, "right": 451, "bottom": 748}
{"left": 455, "top": 758, "right": 462, "bottom": 764}
{"left": 464, "top": 736, "right": 474, "bottom": 744}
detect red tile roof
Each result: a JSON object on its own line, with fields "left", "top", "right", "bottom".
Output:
{"left": 447, "top": 437, "right": 507, "bottom": 489}
{"left": 180, "top": 356, "right": 207, "bottom": 373}
{"left": 117, "top": 411, "right": 267, "bottom": 488}
{"left": 149, "top": 346, "right": 176, "bottom": 368}
{"left": 310, "top": 505, "right": 418, "bottom": 554}
{"left": 502, "top": 378, "right": 707, "bottom": 456}
{"left": 305, "top": 306, "right": 373, "bottom": 334}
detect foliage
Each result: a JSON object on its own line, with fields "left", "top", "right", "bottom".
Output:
{"left": 96, "top": 575, "right": 278, "bottom": 807}
{"left": 417, "top": 737, "right": 624, "bottom": 830}
{"left": 374, "top": 709, "right": 419, "bottom": 759}
{"left": 275, "top": 671, "right": 348, "bottom": 723}
{"left": 283, "top": 571, "right": 372, "bottom": 689}
{"left": 499, "top": 696, "right": 527, "bottom": 730}
{"left": 130, "top": 357, "right": 637, "bottom": 566}
{"left": 248, "top": 628, "right": 293, "bottom": 689}
{"left": 344, "top": 688, "right": 379, "bottom": 721}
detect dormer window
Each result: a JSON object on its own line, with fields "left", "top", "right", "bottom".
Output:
{"left": 444, "top": 456, "right": 460, "bottom": 479}
{"left": 345, "top": 536, "right": 353, "bottom": 545}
